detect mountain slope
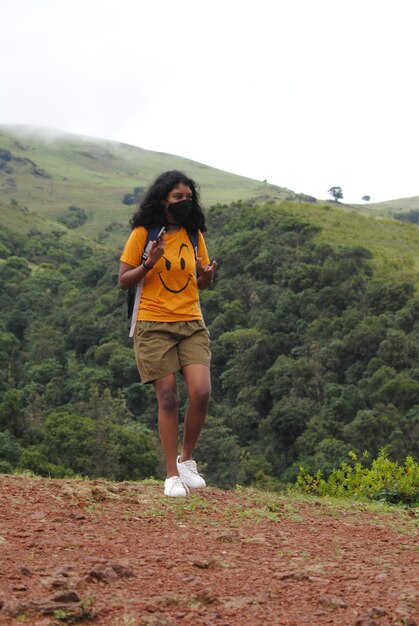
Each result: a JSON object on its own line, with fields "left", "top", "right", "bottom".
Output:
{"left": 275, "top": 200, "right": 419, "bottom": 289}
{"left": 0, "top": 125, "right": 295, "bottom": 245}
{"left": 2, "top": 125, "right": 419, "bottom": 289}
{"left": 350, "top": 196, "right": 419, "bottom": 219}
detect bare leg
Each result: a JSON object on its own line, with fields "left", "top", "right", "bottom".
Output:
{"left": 153, "top": 374, "right": 179, "bottom": 477}
{"left": 179, "top": 364, "right": 211, "bottom": 462}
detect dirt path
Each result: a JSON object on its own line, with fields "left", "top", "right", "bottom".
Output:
{"left": 0, "top": 475, "right": 417, "bottom": 626}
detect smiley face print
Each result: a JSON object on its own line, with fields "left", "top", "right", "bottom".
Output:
{"left": 157, "top": 242, "right": 194, "bottom": 294}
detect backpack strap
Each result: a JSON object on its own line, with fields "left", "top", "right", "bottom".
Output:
{"left": 128, "top": 227, "right": 160, "bottom": 338}
{"left": 186, "top": 228, "right": 199, "bottom": 258}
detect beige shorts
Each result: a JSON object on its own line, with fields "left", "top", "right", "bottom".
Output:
{"left": 134, "top": 320, "right": 211, "bottom": 383}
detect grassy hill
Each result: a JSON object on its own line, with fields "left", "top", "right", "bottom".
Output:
{"left": 1, "top": 124, "right": 419, "bottom": 289}
{"left": 275, "top": 200, "right": 419, "bottom": 289}
{"left": 350, "top": 195, "right": 419, "bottom": 218}
{"left": 0, "top": 125, "right": 296, "bottom": 246}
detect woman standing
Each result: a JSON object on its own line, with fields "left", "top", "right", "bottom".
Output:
{"left": 118, "top": 171, "right": 216, "bottom": 497}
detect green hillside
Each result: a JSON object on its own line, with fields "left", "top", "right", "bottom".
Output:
{"left": 351, "top": 195, "right": 419, "bottom": 218}
{"left": 1, "top": 127, "right": 418, "bottom": 490}
{"left": 276, "top": 201, "right": 419, "bottom": 290}
{"left": 1, "top": 199, "right": 418, "bottom": 488}
{"left": 0, "top": 125, "right": 295, "bottom": 246}
{"left": 2, "top": 124, "right": 419, "bottom": 290}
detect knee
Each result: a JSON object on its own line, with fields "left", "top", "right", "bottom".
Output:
{"left": 192, "top": 387, "right": 211, "bottom": 411}
{"left": 158, "top": 388, "right": 179, "bottom": 413}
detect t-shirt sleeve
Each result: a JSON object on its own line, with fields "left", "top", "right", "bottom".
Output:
{"left": 120, "top": 227, "right": 147, "bottom": 267}
{"left": 197, "top": 231, "right": 210, "bottom": 266}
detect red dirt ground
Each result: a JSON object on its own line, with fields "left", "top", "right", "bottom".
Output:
{"left": 0, "top": 475, "right": 417, "bottom": 626}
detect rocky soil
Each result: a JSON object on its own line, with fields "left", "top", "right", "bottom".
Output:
{"left": 0, "top": 475, "right": 417, "bottom": 626}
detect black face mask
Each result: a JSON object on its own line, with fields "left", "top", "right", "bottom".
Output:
{"left": 167, "top": 199, "right": 193, "bottom": 224}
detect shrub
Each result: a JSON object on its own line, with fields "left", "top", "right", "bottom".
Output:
{"left": 296, "top": 449, "right": 418, "bottom": 506}
{"left": 0, "top": 460, "right": 14, "bottom": 474}
{"left": 122, "top": 186, "right": 145, "bottom": 205}
{"left": 18, "top": 447, "right": 74, "bottom": 478}
{"left": 58, "top": 206, "right": 88, "bottom": 229}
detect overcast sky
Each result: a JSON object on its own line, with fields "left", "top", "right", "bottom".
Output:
{"left": 1, "top": 0, "right": 418, "bottom": 203}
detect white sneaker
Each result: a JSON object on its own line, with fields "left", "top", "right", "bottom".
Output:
{"left": 176, "top": 456, "right": 206, "bottom": 489}
{"left": 164, "top": 476, "right": 188, "bottom": 497}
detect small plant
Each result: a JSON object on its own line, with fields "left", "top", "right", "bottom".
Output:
{"left": 53, "top": 609, "right": 75, "bottom": 623}
{"left": 296, "top": 450, "right": 418, "bottom": 506}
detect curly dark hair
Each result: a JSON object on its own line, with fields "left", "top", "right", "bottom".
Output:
{"left": 130, "top": 170, "right": 207, "bottom": 232}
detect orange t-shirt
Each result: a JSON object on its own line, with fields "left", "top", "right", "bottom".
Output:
{"left": 120, "top": 227, "right": 210, "bottom": 322}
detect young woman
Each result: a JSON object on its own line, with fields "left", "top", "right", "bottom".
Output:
{"left": 118, "top": 171, "right": 216, "bottom": 497}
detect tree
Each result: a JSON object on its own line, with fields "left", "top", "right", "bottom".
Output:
{"left": 41, "top": 410, "right": 95, "bottom": 474}
{"left": 0, "top": 389, "right": 25, "bottom": 437}
{"left": 122, "top": 186, "right": 146, "bottom": 206}
{"left": 0, "top": 430, "right": 22, "bottom": 468}
{"left": 110, "top": 422, "right": 159, "bottom": 481}
{"left": 259, "top": 396, "right": 317, "bottom": 473}
{"left": 57, "top": 206, "right": 88, "bottom": 229}
{"left": 343, "top": 404, "right": 412, "bottom": 458}
{"left": 394, "top": 209, "right": 419, "bottom": 225}
{"left": 328, "top": 186, "right": 343, "bottom": 202}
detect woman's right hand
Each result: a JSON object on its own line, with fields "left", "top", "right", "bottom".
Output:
{"left": 145, "top": 235, "right": 165, "bottom": 267}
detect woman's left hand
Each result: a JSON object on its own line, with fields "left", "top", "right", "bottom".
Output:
{"left": 196, "top": 257, "right": 217, "bottom": 289}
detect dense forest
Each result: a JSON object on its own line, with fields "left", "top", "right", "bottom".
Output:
{"left": 0, "top": 200, "right": 418, "bottom": 488}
